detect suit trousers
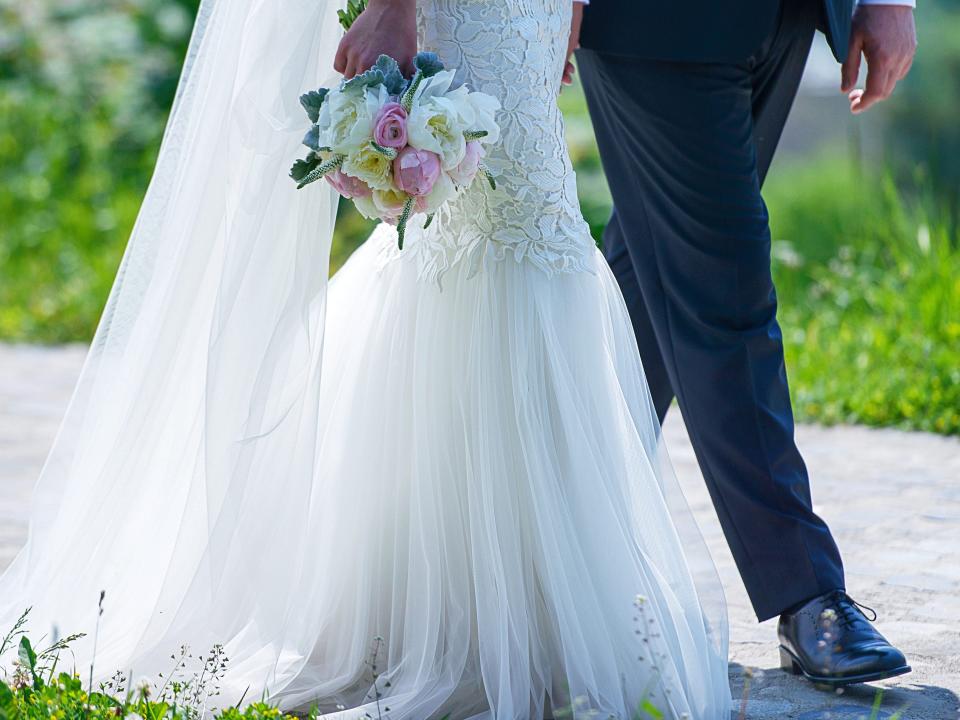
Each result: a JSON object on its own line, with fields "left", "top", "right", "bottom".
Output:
{"left": 576, "top": 0, "right": 845, "bottom": 621}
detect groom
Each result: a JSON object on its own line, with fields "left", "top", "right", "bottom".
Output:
{"left": 571, "top": 0, "right": 916, "bottom": 687}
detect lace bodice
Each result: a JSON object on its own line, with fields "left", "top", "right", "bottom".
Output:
{"left": 382, "top": 0, "right": 595, "bottom": 282}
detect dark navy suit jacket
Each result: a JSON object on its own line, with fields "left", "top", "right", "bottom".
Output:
{"left": 579, "top": 0, "right": 854, "bottom": 63}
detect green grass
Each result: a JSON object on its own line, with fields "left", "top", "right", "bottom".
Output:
{"left": 765, "top": 157, "right": 960, "bottom": 435}
{"left": 0, "top": 608, "right": 363, "bottom": 720}
{"left": 0, "top": 607, "right": 292, "bottom": 720}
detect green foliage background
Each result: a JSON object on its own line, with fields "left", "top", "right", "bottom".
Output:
{"left": 1, "top": 0, "right": 958, "bottom": 434}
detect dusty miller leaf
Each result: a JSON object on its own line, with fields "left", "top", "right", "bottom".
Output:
{"left": 299, "top": 89, "right": 328, "bottom": 123}
{"left": 290, "top": 156, "right": 321, "bottom": 183}
{"left": 374, "top": 55, "right": 406, "bottom": 96}
{"left": 302, "top": 125, "right": 320, "bottom": 151}
{"left": 413, "top": 52, "right": 444, "bottom": 78}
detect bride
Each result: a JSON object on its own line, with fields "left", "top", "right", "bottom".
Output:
{"left": 1, "top": 0, "right": 731, "bottom": 718}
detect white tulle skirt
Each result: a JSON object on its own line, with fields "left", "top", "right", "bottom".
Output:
{"left": 0, "top": 0, "right": 729, "bottom": 713}
{"left": 259, "top": 225, "right": 731, "bottom": 719}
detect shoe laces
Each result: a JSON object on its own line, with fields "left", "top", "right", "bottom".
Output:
{"left": 827, "top": 590, "right": 878, "bottom": 628}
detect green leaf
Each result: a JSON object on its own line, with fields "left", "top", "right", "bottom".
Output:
{"left": 400, "top": 70, "right": 423, "bottom": 114}
{"left": 373, "top": 55, "right": 406, "bottom": 96}
{"left": 144, "top": 701, "right": 170, "bottom": 720}
{"left": 396, "top": 196, "right": 415, "bottom": 250}
{"left": 296, "top": 154, "right": 346, "bottom": 189}
{"left": 369, "top": 141, "right": 398, "bottom": 160}
{"left": 423, "top": 213, "right": 435, "bottom": 230}
{"left": 413, "top": 51, "right": 444, "bottom": 78}
{"left": 299, "top": 89, "right": 328, "bottom": 123}
{"left": 480, "top": 165, "right": 497, "bottom": 191}
{"left": 17, "top": 637, "right": 35, "bottom": 674}
{"left": 639, "top": 698, "right": 664, "bottom": 719}
{"left": 463, "top": 130, "right": 488, "bottom": 142}
{"left": 17, "top": 637, "right": 38, "bottom": 689}
{"left": 289, "top": 156, "right": 321, "bottom": 183}
{"left": 337, "top": 0, "right": 368, "bottom": 30}
{"left": 342, "top": 66, "right": 384, "bottom": 95}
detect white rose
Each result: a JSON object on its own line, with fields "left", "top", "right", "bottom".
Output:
{"left": 413, "top": 69, "right": 457, "bottom": 104}
{"left": 372, "top": 187, "right": 409, "bottom": 221}
{"left": 415, "top": 172, "right": 456, "bottom": 215}
{"left": 341, "top": 144, "right": 394, "bottom": 191}
{"left": 406, "top": 70, "right": 473, "bottom": 170}
{"left": 446, "top": 141, "right": 485, "bottom": 187}
{"left": 407, "top": 100, "right": 467, "bottom": 171}
{"left": 465, "top": 91, "right": 501, "bottom": 145}
{"left": 352, "top": 193, "right": 380, "bottom": 221}
{"left": 316, "top": 85, "right": 387, "bottom": 155}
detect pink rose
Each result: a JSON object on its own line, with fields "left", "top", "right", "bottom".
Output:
{"left": 393, "top": 146, "right": 441, "bottom": 197}
{"left": 325, "top": 168, "right": 372, "bottom": 199}
{"left": 373, "top": 102, "right": 408, "bottom": 149}
{"left": 447, "top": 141, "right": 485, "bottom": 187}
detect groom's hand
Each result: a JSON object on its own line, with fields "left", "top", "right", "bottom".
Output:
{"left": 841, "top": 4, "right": 917, "bottom": 114}
{"left": 334, "top": 0, "right": 417, "bottom": 79}
{"left": 562, "top": 2, "right": 584, "bottom": 87}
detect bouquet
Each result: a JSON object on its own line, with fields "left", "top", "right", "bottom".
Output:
{"left": 290, "top": 50, "right": 500, "bottom": 249}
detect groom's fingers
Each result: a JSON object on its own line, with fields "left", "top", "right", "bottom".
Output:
{"left": 897, "top": 52, "right": 915, "bottom": 81}
{"left": 852, "top": 66, "right": 894, "bottom": 114}
{"left": 563, "top": 2, "right": 583, "bottom": 87}
{"left": 841, "top": 34, "right": 864, "bottom": 93}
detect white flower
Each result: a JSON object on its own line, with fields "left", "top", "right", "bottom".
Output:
{"left": 406, "top": 72, "right": 475, "bottom": 170}
{"left": 446, "top": 141, "right": 485, "bottom": 187}
{"left": 125, "top": 714, "right": 145, "bottom": 720}
{"left": 413, "top": 69, "right": 458, "bottom": 105}
{"left": 341, "top": 144, "right": 394, "bottom": 191}
{"left": 415, "top": 172, "right": 456, "bottom": 215}
{"left": 407, "top": 105, "right": 466, "bottom": 171}
{"left": 465, "top": 90, "right": 501, "bottom": 145}
{"left": 372, "top": 187, "right": 409, "bottom": 221}
{"left": 352, "top": 193, "right": 380, "bottom": 221}
{"left": 317, "top": 85, "right": 389, "bottom": 155}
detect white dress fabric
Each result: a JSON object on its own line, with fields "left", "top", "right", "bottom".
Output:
{"left": 0, "top": 1, "right": 731, "bottom": 718}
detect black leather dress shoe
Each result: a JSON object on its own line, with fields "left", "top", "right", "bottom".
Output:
{"left": 778, "top": 590, "right": 911, "bottom": 686}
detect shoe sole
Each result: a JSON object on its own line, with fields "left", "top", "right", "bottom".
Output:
{"left": 779, "top": 645, "right": 912, "bottom": 687}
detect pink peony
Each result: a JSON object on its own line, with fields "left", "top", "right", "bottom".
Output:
{"left": 373, "top": 102, "right": 409, "bottom": 149}
{"left": 325, "top": 168, "right": 373, "bottom": 199}
{"left": 447, "top": 141, "right": 485, "bottom": 187}
{"left": 393, "top": 146, "right": 441, "bottom": 197}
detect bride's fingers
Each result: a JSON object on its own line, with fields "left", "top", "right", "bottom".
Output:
{"left": 334, "top": 42, "right": 348, "bottom": 75}
{"left": 344, "top": 56, "right": 358, "bottom": 79}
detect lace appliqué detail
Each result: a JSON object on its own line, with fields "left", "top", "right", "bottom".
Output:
{"left": 379, "top": 0, "right": 595, "bottom": 283}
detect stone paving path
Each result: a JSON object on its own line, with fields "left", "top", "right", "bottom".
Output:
{"left": 1, "top": 343, "right": 958, "bottom": 719}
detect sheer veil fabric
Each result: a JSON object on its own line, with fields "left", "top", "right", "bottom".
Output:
{"left": 1, "top": 0, "right": 344, "bottom": 696}
{"left": 0, "top": 1, "right": 731, "bottom": 718}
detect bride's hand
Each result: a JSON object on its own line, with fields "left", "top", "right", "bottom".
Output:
{"left": 334, "top": 0, "right": 417, "bottom": 79}
{"left": 562, "top": 2, "right": 584, "bottom": 87}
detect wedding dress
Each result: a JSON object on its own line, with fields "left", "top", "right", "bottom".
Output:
{"left": 0, "top": 1, "right": 731, "bottom": 718}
